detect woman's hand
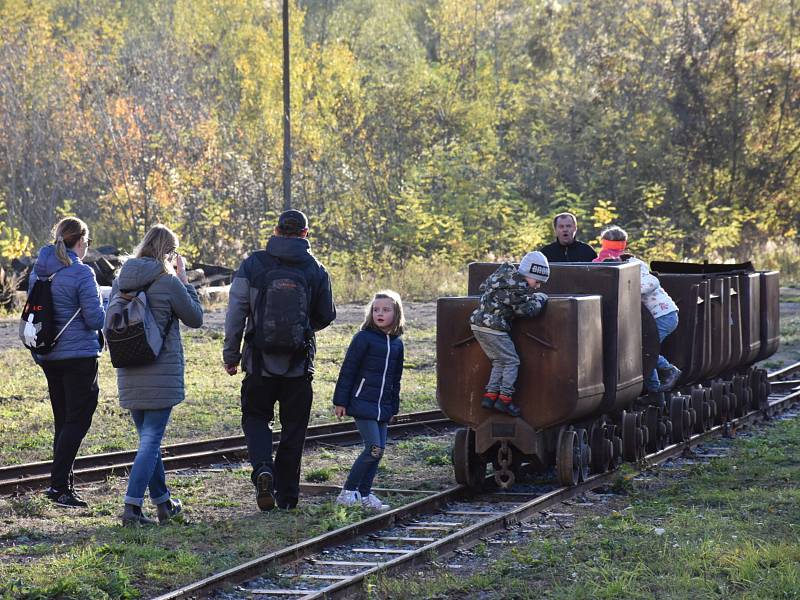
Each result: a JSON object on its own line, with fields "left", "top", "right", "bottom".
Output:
{"left": 175, "top": 254, "right": 189, "bottom": 284}
{"left": 334, "top": 405, "right": 346, "bottom": 419}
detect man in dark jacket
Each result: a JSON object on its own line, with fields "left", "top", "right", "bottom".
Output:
{"left": 223, "top": 209, "right": 336, "bottom": 511}
{"left": 540, "top": 212, "right": 597, "bottom": 263}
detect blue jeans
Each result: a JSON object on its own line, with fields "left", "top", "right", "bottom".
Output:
{"left": 125, "top": 408, "right": 172, "bottom": 506}
{"left": 645, "top": 310, "right": 679, "bottom": 391}
{"left": 344, "top": 419, "right": 388, "bottom": 497}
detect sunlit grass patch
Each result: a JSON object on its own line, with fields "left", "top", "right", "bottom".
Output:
{"left": 305, "top": 467, "right": 334, "bottom": 482}
{"left": 0, "top": 317, "right": 438, "bottom": 466}
{"left": 397, "top": 437, "right": 452, "bottom": 467}
{"left": 0, "top": 428, "right": 456, "bottom": 598}
{"left": 6, "top": 494, "right": 50, "bottom": 519}
{"left": 0, "top": 545, "right": 138, "bottom": 600}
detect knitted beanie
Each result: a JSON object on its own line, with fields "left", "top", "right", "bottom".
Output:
{"left": 519, "top": 251, "right": 550, "bottom": 282}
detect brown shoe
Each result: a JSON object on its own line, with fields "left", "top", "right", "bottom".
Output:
{"left": 255, "top": 470, "right": 275, "bottom": 511}
{"left": 156, "top": 498, "right": 183, "bottom": 524}
{"left": 121, "top": 503, "right": 157, "bottom": 527}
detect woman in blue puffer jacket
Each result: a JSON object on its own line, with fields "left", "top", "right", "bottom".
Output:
{"left": 28, "top": 217, "right": 105, "bottom": 508}
{"left": 333, "top": 290, "right": 405, "bottom": 512}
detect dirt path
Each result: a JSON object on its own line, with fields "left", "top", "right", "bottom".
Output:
{"left": 197, "top": 302, "right": 438, "bottom": 332}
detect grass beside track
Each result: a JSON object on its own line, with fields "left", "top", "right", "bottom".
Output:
{"left": 372, "top": 413, "right": 800, "bottom": 599}
{"left": 0, "top": 315, "right": 437, "bottom": 466}
{"left": 0, "top": 434, "right": 455, "bottom": 599}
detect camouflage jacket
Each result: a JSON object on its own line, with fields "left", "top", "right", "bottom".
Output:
{"left": 469, "top": 262, "right": 548, "bottom": 332}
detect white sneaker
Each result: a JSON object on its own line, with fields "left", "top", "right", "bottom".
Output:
{"left": 335, "top": 489, "right": 361, "bottom": 507}
{"left": 361, "top": 493, "right": 390, "bottom": 512}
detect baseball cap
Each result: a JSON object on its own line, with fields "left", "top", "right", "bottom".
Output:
{"left": 277, "top": 209, "right": 309, "bottom": 234}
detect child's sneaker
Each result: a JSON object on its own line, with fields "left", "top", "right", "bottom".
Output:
{"left": 494, "top": 394, "right": 521, "bottom": 417}
{"left": 335, "top": 489, "right": 362, "bottom": 507}
{"left": 481, "top": 392, "right": 499, "bottom": 409}
{"left": 361, "top": 493, "right": 390, "bottom": 512}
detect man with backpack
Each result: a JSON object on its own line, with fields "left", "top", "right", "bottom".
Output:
{"left": 223, "top": 209, "right": 336, "bottom": 511}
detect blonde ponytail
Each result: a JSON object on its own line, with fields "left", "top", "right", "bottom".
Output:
{"left": 52, "top": 218, "right": 88, "bottom": 267}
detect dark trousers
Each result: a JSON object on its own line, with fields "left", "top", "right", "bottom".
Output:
{"left": 40, "top": 357, "right": 99, "bottom": 490}
{"left": 240, "top": 374, "right": 313, "bottom": 501}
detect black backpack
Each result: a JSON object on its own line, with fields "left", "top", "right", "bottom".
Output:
{"left": 104, "top": 277, "right": 173, "bottom": 368}
{"left": 249, "top": 251, "right": 312, "bottom": 355}
{"left": 19, "top": 268, "right": 81, "bottom": 354}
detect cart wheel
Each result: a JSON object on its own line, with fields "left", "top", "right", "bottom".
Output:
{"left": 645, "top": 405, "right": 661, "bottom": 453}
{"left": 590, "top": 421, "right": 611, "bottom": 474}
{"left": 622, "top": 412, "right": 639, "bottom": 462}
{"left": 557, "top": 429, "right": 580, "bottom": 487}
{"left": 670, "top": 395, "right": 686, "bottom": 443}
{"left": 452, "top": 428, "right": 485, "bottom": 490}
{"left": 575, "top": 428, "right": 591, "bottom": 482}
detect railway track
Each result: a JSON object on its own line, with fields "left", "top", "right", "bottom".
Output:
{"left": 766, "top": 359, "right": 800, "bottom": 382}
{"left": 0, "top": 410, "right": 450, "bottom": 496}
{"left": 3, "top": 361, "right": 796, "bottom": 499}
{"left": 152, "top": 385, "right": 800, "bottom": 600}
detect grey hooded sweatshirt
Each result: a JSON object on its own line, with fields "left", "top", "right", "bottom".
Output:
{"left": 110, "top": 257, "right": 204, "bottom": 410}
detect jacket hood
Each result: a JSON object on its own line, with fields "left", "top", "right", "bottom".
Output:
{"left": 116, "top": 257, "right": 166, "bottom": 291}
{"left": 34, "top": 245, "right": 78, "bottom": 278}
{"left": 266, "top": 236, "right": 315, "bottom": 266}
{"left": 487, "top": 262, "right": 527, "bottom": 290}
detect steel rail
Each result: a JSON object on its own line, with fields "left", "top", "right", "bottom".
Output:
{"left": 152, "top": 486, "right": 470, "bottom": 600}
{"left": 0, "top": 410, "right": 449, "bottom": 496}
{"left": 294, "top": 389, "right": 800, "bottom": 600}
{"left": 769, "top": 379, "right": 800, "bottom": 389}
{"left": 153, "top": 389, "right": 800, "bottom": 600}
{"left": 767, "top": 360, "right": 800, "bottom": 382}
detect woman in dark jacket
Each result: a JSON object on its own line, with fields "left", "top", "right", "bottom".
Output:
{"left": 109, "top": 225, "right": 203, "bottom": 525}
{"left": 333, "top": 290, "right": 404, "bottom": 512}
{"left": 28, "top": 217, "right": 105, "bottom": 507}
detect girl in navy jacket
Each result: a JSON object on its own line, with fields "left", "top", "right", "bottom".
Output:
{"left": 333, "top": 290, "right": 405, "bottom": 512}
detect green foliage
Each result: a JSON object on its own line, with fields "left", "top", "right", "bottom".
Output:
{"left": 0, "top": 195, "right": 32, "bottom": 261}
{"left": 305, "top": 467, "right": 334, "bottom": 482}
{"left": 0, "top": 0, "right": 798, "bottom": 274}
{"left": 7, "top": 495, "right": 50, "bottom": 519}
{"left": 0, "top": 545, "right": 139, "bottom": 600}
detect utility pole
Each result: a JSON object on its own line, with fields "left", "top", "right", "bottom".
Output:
{"left": 282, "top": 0, "right": 292, "bottom": 209}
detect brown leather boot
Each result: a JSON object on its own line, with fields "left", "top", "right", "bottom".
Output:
{"left": 156, "top": 498, "right": 183, "bottom": 524}
{"left": 121, "top": 503, "right": 157, "bottom": 527}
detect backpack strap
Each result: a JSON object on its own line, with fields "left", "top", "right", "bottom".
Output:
{"left": 45, "top": 263, "right": 70, "bottom": 282}
{"left": 247, "top": 252, "right": 273, "bottom": 378}
{"left": 48, "top": 263, "right": 82, "bottom": 342}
